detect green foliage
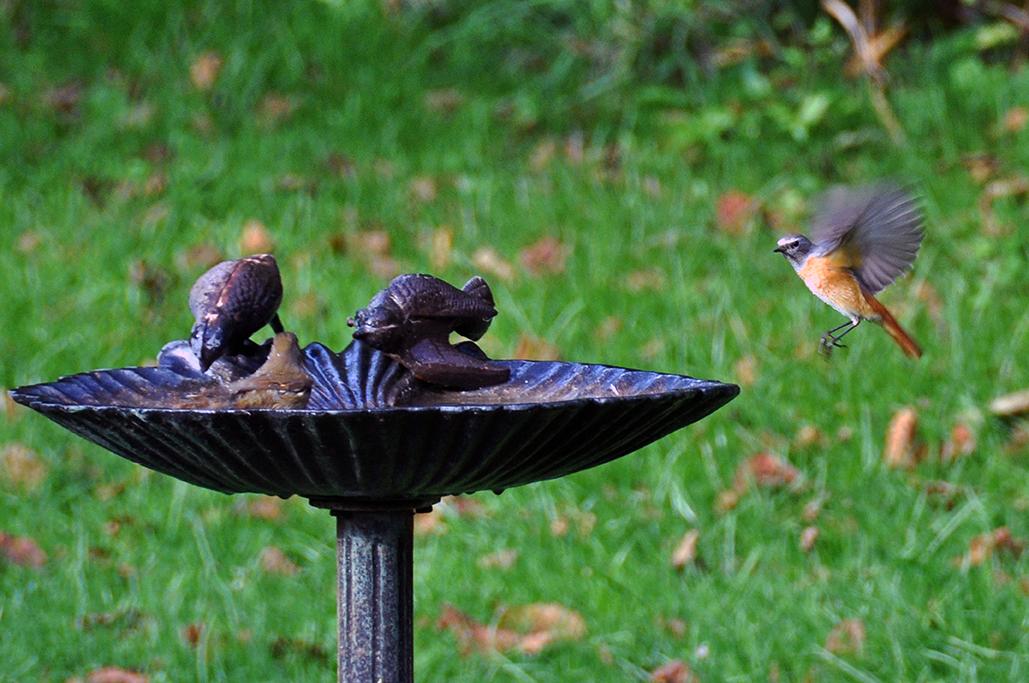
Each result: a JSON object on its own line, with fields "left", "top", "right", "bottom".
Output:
{"left": 1, "top": 1, "right": 1027, "bottom": 681}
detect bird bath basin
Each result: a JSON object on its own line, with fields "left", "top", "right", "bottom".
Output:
{"left": 11, "top": 264, "right": 738, "bottom": 682}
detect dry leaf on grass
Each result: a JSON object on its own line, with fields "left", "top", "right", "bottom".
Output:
{"left": 514, "top": 335, "right": 560, "bottom": 361}
{"left": 409, "top": 176, "right": 438, "bottom": 203}
{"left": 734, "top": 452, "right": 800, "bottom": 490}
{"left": 429, "top": 225, "right": 453, "bottom": 270}
{"left": 270, "top": 636, "right": 329, "bottom": 662}
{"left": 624, "top": 268, "right": 666, "bottom": 293}
{"left": 940, "top": 423, "right": 976, "bottom": 462}
{"left": 989, "top": 389, "right": 1029, "bottom": 417}
{"left": 715, "top": 190, "right": 756, "bottom": 235}
{"left": 478, "top": 548, "right": 519, "bottom": 570}
{"left": 671, "top": 530, "right": 700, "bottom": 570}
{"left": 825, "top": 618, "right": 866, "bottom": 655}
{"left": 424, "top": 88, "right": 464, "bottom": 115}
{"left": 176, "top": 243, "right": 224, "bottom": 272}
{"left": 800, "top": 526, "right": 819, "bottom": 553}
{"left": 258, "top": 93, "right": 294, "bottom": 126}
{"left": 883, "top": 407, "right": 922, "bottom": 469}
{"left": 438, "top": 603, "right": 586, "bottom": 656}
{"left": 1001, "top": 106, "right": 1027, "bottom": 134}
{"left": 189, "top": 52, "right": 223, "bottom": 91}
{"left": 650, "top": 659, "right": 698, "bottom": 683}
{"left": 794, "top": 424, "right": 825, "bottom": 449}
{"left": 519, "top": 236, "right": 568, "bottom": 276}
{"left": 86, "top": 668, "right": 149, "bottom": 683}
{"left": 238, "top": 495, "right": 283, "bottom": 521}
{"left": 0, "top": 532, "right": 47, "bottom": 568}
{"left": 954, "top": 527, "right": 1025, "bottom": 568}
{"left": 240, "top": 220, "right": 274, "bottom": 254}
{"left": 260, "top": 546, "right": 299, "bottom": 576}
{"left": 471, "top": 247, "right": 516, "bottom": 282}
{"left": 17, "top": 231, "right": 42, "bottom": 255}
{"left": 1, "top": 443, "right": 47, "bottom": 490}
{"left": 732, "top": 355, "right": 758, "bottom": 387}
{"left": 414, "top": 509, "right": 446, "bottom": 536}
{"left": 979, "top": 176, "right": 1029, "bottom": 236}
{"left": 595, "top": 316, "right": 622, "bottom": 341}
{"left": 530, "top": 139, "right": 558, "bottom": 172}
{"left": 181, "top": 623, "right": 204, "bottom": 648}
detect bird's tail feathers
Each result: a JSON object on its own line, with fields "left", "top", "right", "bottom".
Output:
{"left": 863, "top": 293, "right": 922, "bottom": 359}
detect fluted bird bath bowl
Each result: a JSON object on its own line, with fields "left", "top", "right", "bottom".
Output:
{"left": 11, "top": 268, "right": 738, "bottom": 683}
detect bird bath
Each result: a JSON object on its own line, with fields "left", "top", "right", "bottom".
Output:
{"left": 11, "top": 264, "right": 738, "bottom": 682}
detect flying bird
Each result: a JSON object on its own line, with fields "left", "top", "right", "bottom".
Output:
{"left": 774, "top": 183, "right": 924, "bottom": 358}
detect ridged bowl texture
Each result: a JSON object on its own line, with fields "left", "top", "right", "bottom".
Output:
{"left": 12, "top": 340, "right": 739, "bottom": 504}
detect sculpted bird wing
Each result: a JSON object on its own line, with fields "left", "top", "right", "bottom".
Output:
{"left": 811, "top": 183, "right": 923, "bottom": 294}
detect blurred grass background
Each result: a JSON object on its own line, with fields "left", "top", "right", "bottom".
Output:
{"left": 1, "top": 1, "right": 1027, "bottom": 680}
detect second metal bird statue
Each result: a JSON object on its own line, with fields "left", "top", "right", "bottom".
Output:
{"left": 348, "top": 274, "right": 511, "bottom": 389}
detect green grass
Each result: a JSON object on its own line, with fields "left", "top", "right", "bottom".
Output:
{"left": 2, "top": 2, "right": 1027, "bottom": 681}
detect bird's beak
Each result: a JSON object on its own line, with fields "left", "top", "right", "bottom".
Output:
{"left": 772, "top": 246, "right": 784, "bottom": 254}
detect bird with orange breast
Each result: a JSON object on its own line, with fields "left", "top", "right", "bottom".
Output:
{"left": 774, "top": 183, "right": 924, "bottom": 358}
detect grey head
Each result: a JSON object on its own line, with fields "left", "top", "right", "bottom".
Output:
{"left": 773, "top": 234, "right": 814, "bottom": 269}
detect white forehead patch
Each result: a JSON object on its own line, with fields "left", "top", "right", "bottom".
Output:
{"left": 776, "top": 236, "right": 795, "bottom": 247}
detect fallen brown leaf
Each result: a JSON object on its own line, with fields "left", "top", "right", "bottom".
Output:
{"left": 471, "top": 247, "right": 516, "bottom": 282}
{"left": 519, "top": 236, "right": 569, "bottom": 276}
{"left": 441, "top": 495, "right": 487, "bottom": 518}
{"left": 989, "top": 389, "right": 1029, "bottom": 417}
{"left": 514, "top": 334, "right": 560, "bottom": 361}
{"left": 497, "top": 603, "right": 587, "bottom": 654}
{"left": 429, "top": 225, "right": 453, "bottom": 270}
{"left": 438, "top": 604, "right": 521, "bottom": 655}
{"left": 980, "top": 176, "right": 1029, "bottom": 236}
{"left": 659, "top": 616, "right": 688, "bottom": 638}
{"left": 258, "top": 93, "right": 294, "bottom": 126}
{"left": 595, "top": 316, "right": 623, "bottom": 342}
{"left": 424, "top": 88, "right": 464, "bottom": 115}
{"left": 478, "top": 548, "right": 518, "bottom": 570}
{"left": 240, "top": 220, "right": 274, "bottom": 254}
{"left": 44, "top": 81, "right": 82, "bottom": 116}
{"left": 733, "top": 452, "right": 800, "bottom": 491}
{"left": 189, "top": 52, "right": 223, "bottom": 91}
{"left": 409, "top": 176, "right": 438, "bottom": 203}
{"left": 800, "top": 526, "right": 819, "bottom": 553}
{"left": 326, "top": 152, "right": 356, "bottom": 179}
{"left": 962, "top": 153, "right": 1000, "bottom": 184}
{"left": 1001, "top": 106, "right": 1028, "bottom": 134}
{"left": 530, "top": 139, "right": 558, "bottom": 172}
{"left": 825, "top": 618, "right": 866, "bottom": 655}
{"left": 1, "top": 443, "right": 47, "bottom": 490}
{"left": 956, "top": 527, "right": 1026, "bottom": 568}
{"left": 86, "top": 668, "right": 148, "bottom": 683}
{"left": 414, "top": 508, "right": 446, "bottom": 536}
{"left": 802, "top": 494, "right": 827, "bottom": 522}
{"left": 624, "top": 268, "right": 666, "bottom": 293}
{"left": 733, "top": 355, "right": 759, "bottom": 388}
{"left": 794, "top": 424, "right": 825, "bottom": 449}
{"left": 0, "top": 532, "right": 46, "bottom": 568}
{"left": 270, "top": 636, "right": 329, "bottom": 662}
{"left": 259, "top": 546, "right": 299, "bottom": 576}
{"left": 650, "top": 660, "right": 697, "bottom": 683}
{"left": 883, "top": 407, "right": 921, "bottom": 469}
{"left": 564, "top": 131, "right": 585, "bottom": 165}
{"left": 715, "top": 190, "right": 756, "bottom": 235}
{"left": 128, "top": 260, "right": 171, "bottom": 305}
{"left": 176, "top": 243, "right": 224, "bottom": 272}
{"left": 182, "top": 623, "right": 204, "bottom": 648}
{"left": 16, "top": 231, "right": 42, "bottom": 255}
{"left": 940, "top": 423, "right": 976, "bottom": 462}
{"left": 240, "top": 495, "right": 283, "bottom": 521}
{"left": 671, "top": 529, "right": 700, "bottom": 570}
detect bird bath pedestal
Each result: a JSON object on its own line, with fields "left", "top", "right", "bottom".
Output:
{"left": 11, "top": 271, "right": 738, "bottom": 682}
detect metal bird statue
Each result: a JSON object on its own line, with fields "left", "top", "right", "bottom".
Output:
{"left": 348, "top": 274, "right": 510, "bottom": 389}
{"left": 189, "top": 254, "right": 284, "bottom": 370}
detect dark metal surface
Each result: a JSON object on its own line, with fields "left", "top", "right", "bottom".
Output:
{"left": 11, "top": 341, "right": 738, "bottom": 503}
{"left": 335, "top": 511, "right": 414, "bottom": 683}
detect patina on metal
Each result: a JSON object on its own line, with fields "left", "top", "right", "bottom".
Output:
{"left": 348, "top": 273, "right": 510, "bottom": 389}
{"left": 11, "top": 264, "right": 741, "bottom": 683}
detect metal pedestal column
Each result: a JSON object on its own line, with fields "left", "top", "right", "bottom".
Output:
{"left": 333, "top": 510, "right": 414, "bottom": 683}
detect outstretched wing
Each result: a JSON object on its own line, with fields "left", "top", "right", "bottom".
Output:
{"left": 811, "top": 183, "right": 923, "bottom": 294}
